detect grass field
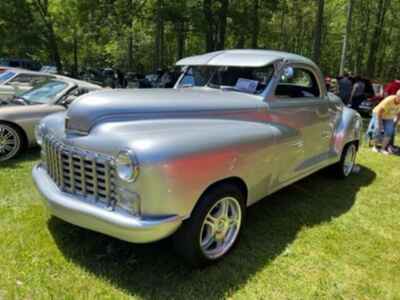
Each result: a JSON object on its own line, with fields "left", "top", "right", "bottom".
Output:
{"left": 0, "top": 139, "right": 399, "bottom": 299}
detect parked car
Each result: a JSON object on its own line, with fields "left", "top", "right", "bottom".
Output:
{"left": 40, "top": 65, "right": 58, "bottom": 74}
{"left": 0, "top": 58, "right": 41, "bottom": 71}
{"left": 0, "top": 77, "right": 101, "bottom": 161}
{"left": 358, "top": 82, "right": 384, "bottom": 116}
{"left": 0, "top": 68, "right": 56, "bottom": 102}
{"left": 0, "top": 67, "right": 10, "bottom": 74}
{"left": 33, "top": 50, "right": 362, "bottom": 266}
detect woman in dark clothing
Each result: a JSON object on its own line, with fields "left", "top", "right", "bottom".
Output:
{"left": 350, "top": 76, "right": 366, "bottom": 110}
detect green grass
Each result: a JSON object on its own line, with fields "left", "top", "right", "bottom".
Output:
{"left": 0, "top": 140, "right": 399, "bottom": 299}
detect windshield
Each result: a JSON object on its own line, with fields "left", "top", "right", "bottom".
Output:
{"left": 20, "top": 80, "right": 69, "bottom": 104}
{"left": 0, "top": 71, "right": 16, "bottom": 84}
{"left": 179, "top": 65, "right": 274, "bottom": 94}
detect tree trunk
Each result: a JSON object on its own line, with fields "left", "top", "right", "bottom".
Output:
{"left": 48, "top": 25, "right": 62, "bottom": 73}
{"left": 203, "top": 0, "right": 214, "bottom": 52}
{"left": 366, "top": 0, "right": 390, "bottom": 78}
{"left": 355, "top": 1, "right": 371, "bottom": 75}
{"left": 33, "top": 0, "right": 62, "bottom": 72}
{"left": 127, "top": 0, "right": 133, "bottom": 71}
{"left": 279, "top": 5, "right": 286, "bottom": 49}
{"left": 339, "top": 0, "right": 353, "bottom": 75}
{"left": 73, "top": 28, "right": 78, "bottom": 77}
{"left": 176, "top": 20, "right": 185, "bottom": 60}
{"left": 312, "top": 0, "right": 324, "bottom": 64}
{"left": 154, "top": 0, "right": 164, "bottom": 70}
{"left": 216, "top": 0, "right": 229, "bottom": 50}
{"left": 251, "top": 0, "right": 259, "bottom": 48}
{"left": 128, "top": 34, "right": 133, "bottom": 70}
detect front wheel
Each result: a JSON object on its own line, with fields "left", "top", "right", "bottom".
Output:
{"left": 331, "top": 143, "right": 358, "bottom": 178}
{"left": 173, "top": 183, "right": 246, "bottom": 267}
{"left": 0, "top": 123, "right": 23, "bottom": 162}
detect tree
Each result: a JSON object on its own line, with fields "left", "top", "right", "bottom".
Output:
{"left": 251, "top": 0, "right": 259, "bottom": 48}
{"left": 339, "top": 0, "right": 354, "bottom": 75}
{"left": 312, "top": 0, "right": 325, "bottom": 64}
{"left": 366, "top": 0, "right": 390, "bottom": 77}
{"left": 154, "top": 0, "right": 165, "bottom": 70}
{"left": 33, "top": 0, "right": 63, "bottom": 72}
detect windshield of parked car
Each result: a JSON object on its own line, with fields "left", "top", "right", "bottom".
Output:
{"left": 0, "top": 71, "right": 16, "bottom": 84}
{"left": 20, "top": 80, "right": 69, "bottom": 104}
{"left": 178, "top": 65, "right": 274, "bottom": 95}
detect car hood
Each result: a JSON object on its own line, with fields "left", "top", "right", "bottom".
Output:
{"left": 66, "top": 88, "right": 262, "bottom": 133}
{"left": 0, "top": 103, "right": 49, "bottom": 117}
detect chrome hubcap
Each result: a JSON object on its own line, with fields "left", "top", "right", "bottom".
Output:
{"left": 343, "top": 145, "right": 356, "bottom": 176}
{"left": 200, "top": 196, "right": 242, "bottom": 259}
{"left": 0, "top": 125, "right": 19, "bottom": 161}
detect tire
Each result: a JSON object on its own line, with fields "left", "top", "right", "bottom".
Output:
{"left": 330, "top": 142, "right": 358, "bottom": 179}
{"left": 0, "top": 123, "right": 23, "bottom": 162}
{"left": 173, "top": 183, "right": 246, "bottom": 267}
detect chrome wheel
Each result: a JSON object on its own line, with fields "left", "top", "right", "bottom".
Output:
{"left": 199, "top": 196, "right": 242, "bottom": 259}
{"left": 343, "top": 144, "right": 356, "bottom": 176}
{"left": 0, "top": 124, "right": 20, "bottom": 161}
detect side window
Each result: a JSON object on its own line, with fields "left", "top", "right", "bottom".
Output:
{"left": 275, "top": 66, "right": 320, "bottom": 98}
{"left": 178, "top": 66, "right": 214, "bottom": 87}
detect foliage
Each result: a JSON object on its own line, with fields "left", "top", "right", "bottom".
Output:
{"left": 1, "top": 0, "right": 400, "bottom": 80}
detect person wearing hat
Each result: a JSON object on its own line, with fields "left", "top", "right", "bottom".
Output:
{"left": 368, "top": 90, "right": 400, "bottom": 154}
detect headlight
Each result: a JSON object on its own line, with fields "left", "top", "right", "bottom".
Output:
{"left": 34, "top": 123, "right": 45, "bottom": 146}
{"left": 115, "top": 149, "right": 140, "bottom": 182}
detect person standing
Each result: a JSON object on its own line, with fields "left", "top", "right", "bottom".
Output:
{"left": 367, "top": 90, "right": 400, "bottom": 154}
{"left": 338, "top": 73, "right": 352, "bottom": 104}
{"left": 383, "top": 79, "right": 400, "bottom": 150}
{"left": 349, "top": 76, "right": 366, "bottom": 110}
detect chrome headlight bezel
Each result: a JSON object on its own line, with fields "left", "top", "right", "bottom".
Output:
{"left": 115, "top": 149, "right": 140, "bottom": 183}
{"left": 34, "top": 123, "right": 45, "bottom": 146}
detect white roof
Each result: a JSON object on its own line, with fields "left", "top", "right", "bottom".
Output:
{"left": 176, "top": 49, "right": 315, "bottom": 68}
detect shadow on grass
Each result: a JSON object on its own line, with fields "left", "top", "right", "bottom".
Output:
{"left": 0, "top": 147, "right": 40, "bottom": 168}
{"left": 48, "top": 165, "right": 376, "bottom": 299}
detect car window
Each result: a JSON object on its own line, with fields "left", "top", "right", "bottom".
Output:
{"left": 275, "top": 67, "right": 320, "bottom": 98}
{"left": 179, "top": 66, "right": 216, "bottom": 87}
{"left": 0, "top": 71, "right": 16, "bottom": 84}
{"left": 208, "top": 66, "right": 274, "bottom": 94}
{"left": 21, "top": 80, "right": 68, "bottom": 104}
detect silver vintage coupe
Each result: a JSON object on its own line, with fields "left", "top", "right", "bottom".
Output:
{"left": 0, "top": 76, "right": 101, "bottom": 161}
{"left": 33, "top": 50, "right": 362, "bottom": 266}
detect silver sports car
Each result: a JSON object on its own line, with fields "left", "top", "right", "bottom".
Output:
{"left": 0, "top": 76, "right": 101, "bottom": 161}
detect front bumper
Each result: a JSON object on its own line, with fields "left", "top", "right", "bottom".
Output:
{"left": 33, "top": 164, "right": 182, "bottom": 243}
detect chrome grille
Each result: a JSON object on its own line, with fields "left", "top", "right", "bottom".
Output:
{"left": 43, "top": 136, "right": 117, "bottom": 206}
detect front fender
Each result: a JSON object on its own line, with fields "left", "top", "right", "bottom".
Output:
{"left": 89, "top": 118, "right": 279, "bottom": 218}
{"left": 333, "top": 107, "right": 362, "bottom": 155}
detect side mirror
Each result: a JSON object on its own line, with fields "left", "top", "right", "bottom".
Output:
{"left": 283, "top": 66, "right": 294, "bottom": 79}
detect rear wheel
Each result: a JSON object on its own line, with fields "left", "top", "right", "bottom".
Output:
{"left": 331, "top": 143, "right": 358, "bottom": 178}
{"left": 173, "top": 183, "right": 245, "bottom": 267}
{"left": 0, "top": 123, "right": 23, "bottom": 162}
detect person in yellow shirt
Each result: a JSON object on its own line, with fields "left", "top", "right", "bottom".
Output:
{"left": 368, "top": 90, "right": 400, "bottom": 154}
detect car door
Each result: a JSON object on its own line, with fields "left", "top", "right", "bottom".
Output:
{"left": 266, "top": 65, "right": 331, "bottom": 185}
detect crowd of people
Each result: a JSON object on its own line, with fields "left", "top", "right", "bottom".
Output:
{"left": 327, "top": 74, "right": 400, "bottom": 155}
